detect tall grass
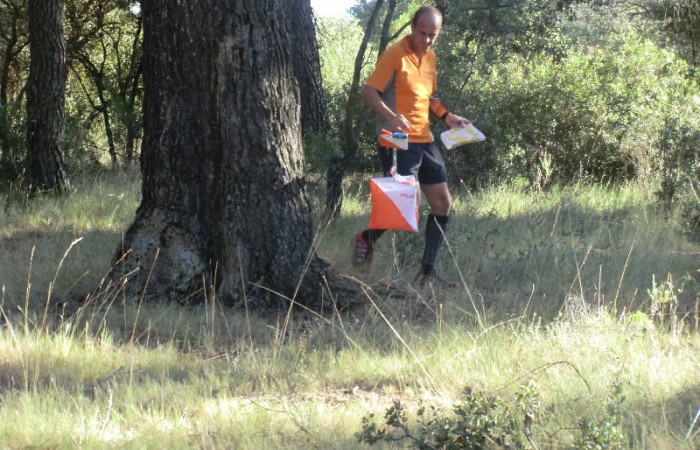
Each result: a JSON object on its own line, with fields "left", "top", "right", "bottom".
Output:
{"left": 0, "top": 171, "right": 699, "bottom": 448}
{"left": 327, "top": 178, "right": 698, "bottom": 318}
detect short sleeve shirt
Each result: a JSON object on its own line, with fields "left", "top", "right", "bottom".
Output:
{"left": 365, "top": 36, "right": 438, "bottom": 143}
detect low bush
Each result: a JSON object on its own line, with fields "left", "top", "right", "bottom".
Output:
{"left": 469, "top": 31, "right": 700, "bottom": 187}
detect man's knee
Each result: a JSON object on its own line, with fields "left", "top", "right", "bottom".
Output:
{"left": 434, "top": 195, "right": 452, "bottom": 215}
{"left": 423, "top": 185, "right": 452, "bottom": 215}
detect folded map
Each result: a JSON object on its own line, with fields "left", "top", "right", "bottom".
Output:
{"left": 440, "top": 124, "right": 486, "bottom": 149}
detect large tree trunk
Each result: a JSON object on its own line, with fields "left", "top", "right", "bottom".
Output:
{"left": 288, "top": 0, "right": 328, "bottom": 134}
{"left": 109, "top": 0, "right": 335, "bottom": 308}
{"left": 25, "top": 0, "right": 69, "bottom": 194}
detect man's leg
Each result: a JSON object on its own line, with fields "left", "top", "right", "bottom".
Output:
{"left": 414, "top": 181, "right": 457, "bottom": 287}
{"left": 419, "top": 182, "right": 452, "bottom": 273}
{"left": 352, "top": 229, "right": 385, "bottom": 270}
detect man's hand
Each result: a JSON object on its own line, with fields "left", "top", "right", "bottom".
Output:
{"left": 390, "top": 114, "right": 412, "bottom": 133}
{"left": 445, "top": 112, "right": 470, "bottom": 128}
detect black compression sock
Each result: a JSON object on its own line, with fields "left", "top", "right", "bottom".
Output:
{"left": 422, "top": 214, "right": 449, "bottom": 268}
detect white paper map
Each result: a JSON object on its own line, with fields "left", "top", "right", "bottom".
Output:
{"left": 440, "top": 124, "right": 486, "bottom": 149}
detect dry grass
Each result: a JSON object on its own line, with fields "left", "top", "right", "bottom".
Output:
{"left": 0, "top": 171, "right": 699, "bottom": 448}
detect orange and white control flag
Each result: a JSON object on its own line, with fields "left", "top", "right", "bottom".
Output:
{"left": 369, "top": 174, "right": 419, "bottom": 232}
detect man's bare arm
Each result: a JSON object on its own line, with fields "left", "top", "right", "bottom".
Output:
{"left": 361, "top": 85, "right": 412, "bottom": 132}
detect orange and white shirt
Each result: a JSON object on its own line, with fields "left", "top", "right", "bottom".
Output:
{"left": 365, "top": 36, "right": 438, "bottom": 143}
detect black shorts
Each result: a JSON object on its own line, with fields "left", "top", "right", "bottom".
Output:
{"left": 378, "top": 141, "right": 447, "bottom": 185}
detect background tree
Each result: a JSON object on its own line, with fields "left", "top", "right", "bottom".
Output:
{"left": 324, "top": 0, "right": 387, "bottom": 221}
{"left": 0, "top": 0, "right": 28, "bottom": 180}
{"left": 25, "top": 0, "right": 69, "bottom": 194}
{"left": 65, "top": 0, "right": 143, "bottom": 168}
{"left": 108, "top": 0, "right": 339, "bottom": 307}
{"left": 378, "top": 0, "right": 404, "bottom": 54}
{"left": 617, "top": 0, "right": 700, "bottom": 67}
{"left": 288, "top": 0, "right": 328, "bottom": 134}
{"left": 670, "top": 0, "right": 700, "bottom": 65}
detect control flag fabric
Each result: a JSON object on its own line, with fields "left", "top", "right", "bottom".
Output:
{"left": 368, "top": 175, "right": 419, "bottom": 232}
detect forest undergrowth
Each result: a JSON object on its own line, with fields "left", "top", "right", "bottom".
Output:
{"left": 0, "top": 171, "right": 699, "bottom": 449}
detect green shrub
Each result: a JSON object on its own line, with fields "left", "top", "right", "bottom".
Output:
{"left": 655, "top": 117, "right": 700, "bottom": 241}
{"left": 356, "top": 386, "right": 532, "bottom": 449}
{"left": 356, "top": 383, "right": 629, "bottom": 449}
{"left": 455, "top": 31, "right": 700, "bottom": 187}
{"left": 574, "top": 383, "right": 626, "bottom": 449}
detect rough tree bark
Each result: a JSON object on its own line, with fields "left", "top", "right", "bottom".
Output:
{"left": 288, "top": 0, "right": 328, "bottom": 134}
{"left": 25, "top": 0, "right": 69, "bottom": 194}
{"left": 109, "top": 0, "right": 343, "bottom": 308}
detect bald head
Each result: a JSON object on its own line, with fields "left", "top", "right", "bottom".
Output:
{"left": 411, "top": 6, "right": 442, "bottom": 28}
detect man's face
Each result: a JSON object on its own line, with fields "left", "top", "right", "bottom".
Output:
{"left": 409, "top": 12, "right": 442, "bottom": 55}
